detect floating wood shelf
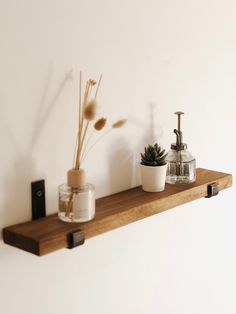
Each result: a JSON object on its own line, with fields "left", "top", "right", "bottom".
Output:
{"left": 3, "top": 168, "right": 232, "bottom": 256}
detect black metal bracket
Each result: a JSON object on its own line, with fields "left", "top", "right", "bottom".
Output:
{"left": 31, "top": 180, "right": 46, "bottom": 220}
{"left": 205, "top": 182, "right": 219, "bottom": 198}
{"left": 67, "top": 229, "right": 85, "bottom": 249}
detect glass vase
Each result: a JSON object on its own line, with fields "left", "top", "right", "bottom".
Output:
{"left": 58, "top": 183, "right": 95, "bottom": 223}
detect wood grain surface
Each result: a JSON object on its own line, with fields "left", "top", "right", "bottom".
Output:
{"left": 3, "top": 168, "right": 232, "bottom": 256}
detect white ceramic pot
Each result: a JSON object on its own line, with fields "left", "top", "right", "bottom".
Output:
{"left": 140, "top": 164, "right": 167, "bottom": 192}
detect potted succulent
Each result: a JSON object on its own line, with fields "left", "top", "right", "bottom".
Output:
{"left": 140, "top": 143, "right": 167, "bottom": 192}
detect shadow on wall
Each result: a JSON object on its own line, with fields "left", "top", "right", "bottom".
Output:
{"left": 108, "top": 137, "right": 133, "bottom": 194}
{"left": 108, "top": 102, "right": 163, "bottom": 194}
{"left": 0, "top": 69, "right": 73, "bottom": 239}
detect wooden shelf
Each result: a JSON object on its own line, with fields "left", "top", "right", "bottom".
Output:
{"left": 3, "top": 168, "right": 232, "bottom": 256}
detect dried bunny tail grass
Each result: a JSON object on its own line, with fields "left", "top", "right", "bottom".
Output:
{"left": 94, "top": 117, "right": 107, "bottom": 131}
{"left": 89, "top": 79, "right": 96, "bottom": 86}
{"left": 83, "top": 99, "right": 97, "bottom": 120}
{"left": 112, "top": 119, "right": 127, "bottom": 128}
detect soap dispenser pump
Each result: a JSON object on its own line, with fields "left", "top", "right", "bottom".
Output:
{"left": 166, "top": 112, "right": 196, "bottom": 184}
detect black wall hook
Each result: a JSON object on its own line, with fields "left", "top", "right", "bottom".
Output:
{"left": 31, "top": 180, "right": 46, "bottom": 220}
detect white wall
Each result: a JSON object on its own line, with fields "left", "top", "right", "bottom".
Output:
{"left": 0, "top": 0, "right": 235, "bottom": 313}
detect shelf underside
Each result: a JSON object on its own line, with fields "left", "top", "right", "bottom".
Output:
{"left": 3, "top": 168, "right": 232, "bottom": 256}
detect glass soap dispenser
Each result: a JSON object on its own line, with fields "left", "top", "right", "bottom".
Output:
{"left": 166, "top": 111, "right": 196, "bottom": 184}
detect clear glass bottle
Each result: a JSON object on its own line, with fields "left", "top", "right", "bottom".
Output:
{"left": 166, "top": 112, "right": 196, "bottom": 184}
{"left": 58, "top": 169, "right": 95, "bottom": 223}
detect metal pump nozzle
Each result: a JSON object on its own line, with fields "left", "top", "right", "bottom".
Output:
{"left": 171, "top": 111, "right": 187, "bottom": 151}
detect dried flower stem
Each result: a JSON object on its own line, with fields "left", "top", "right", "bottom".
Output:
{"left": 76, "top": 80, "right": 90, "bottom": 169}
{"left": 79, "top": 71, "right": 82, "bottom": 124}
{"left": 81, "top": 118, "right": 127, "bottom": 164}
{"left": 72, "top": 136, "right": 78, "bottom": 168}
{"left": 74, "top": 75, "right": 102, "bottom": 170}
{"left": 81, "top": 128, "right": 112, "bottom": 164}
{"left": 95, "top": 74, "right": 102, "bottom": 99}
{"left": 78, "top": 120, "right": 89, "bottom": 162}
{"left": 73, "top": 74, "right": 126, "bottom": 171}
{"left": 80, "top": 129, "right": 95, "bottom": 162}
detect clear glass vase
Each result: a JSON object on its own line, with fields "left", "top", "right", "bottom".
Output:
{"left": 58, "top": 183, "right": 95, "bottom": 223}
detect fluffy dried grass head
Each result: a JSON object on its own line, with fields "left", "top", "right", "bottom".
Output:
{"left": 112, "top": 119, "right": 127, "bottom": 128}
{"left": 94, "top": 117, "right": 107, "bottom": 131}
{"left": 89, "top": 79, "right": 96, "bottom": 86}
{"left": 84, "top": 99, "right": 97, "bottom": 120}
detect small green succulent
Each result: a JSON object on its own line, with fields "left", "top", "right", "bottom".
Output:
{"left": 140, "top": 143, "right": 167, "bottom": 166}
